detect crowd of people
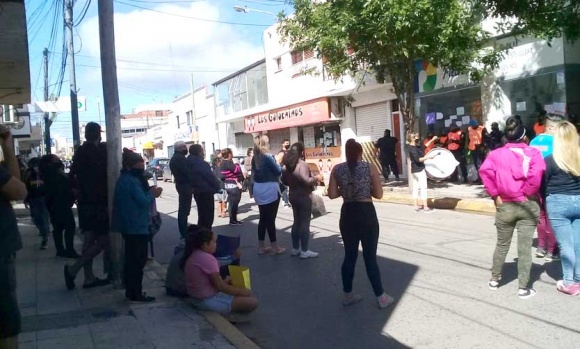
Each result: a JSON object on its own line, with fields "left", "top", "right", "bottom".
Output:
{"left": 3, "top": 111, "right": 580, "bottom": 347}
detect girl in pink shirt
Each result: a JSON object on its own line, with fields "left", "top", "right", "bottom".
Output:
{"left": 182, "top": 225, "right": 258, "bottom": 314}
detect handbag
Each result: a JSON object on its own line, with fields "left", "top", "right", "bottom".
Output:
{"left": 148, "top": 198, "right": 162, "bottom": 238}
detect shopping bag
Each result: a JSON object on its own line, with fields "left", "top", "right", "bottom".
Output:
{"left": 311, "top": 193, "right": 326, "bottom": 218}
{"left": 228, "top": 265, "right": 251, "bottom": 290}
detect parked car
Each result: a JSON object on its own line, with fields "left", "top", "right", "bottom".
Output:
{"left": 146, "top": 158, "right": 169, "bottom": 179}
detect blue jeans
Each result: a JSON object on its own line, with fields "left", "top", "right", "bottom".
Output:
{"left": 546, "top": 194, "right": 580, "bottom": 285}
{"left": 29, "top": 197, "right": 50, "bottom": 239}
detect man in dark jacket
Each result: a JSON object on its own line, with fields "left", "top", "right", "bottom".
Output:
{"left": 187, "top": 144, "right": 221, "bottom": 229}
{"left": 65, "top": 122, "right": 111, "bottom": 290}
{"left": 169, "top": 141, "right": 193, "bottom": 238}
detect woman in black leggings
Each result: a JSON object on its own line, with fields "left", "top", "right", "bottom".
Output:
{"left": 251, "top": 134, "right": 285, "bottom": 255}
{"left": 220, "top": 148, "right": 244, "bottom": 226}
{"left": 328, "top": 139, "right": 394, "bottom": 309}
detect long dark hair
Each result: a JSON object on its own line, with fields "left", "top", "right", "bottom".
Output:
{"left": 180, "top": 224, "right": 214, "bottom": 270}
{"left": 504, "top": 116, "right": 526, "bottom": 143}
{"left": 345, "top": 139, "right": 362, "bottom": 169}
{"left": 283, "top": 142, "right": 304, "bottom": 173}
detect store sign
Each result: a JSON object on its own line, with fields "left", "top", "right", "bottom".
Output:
{"left": 494, "top": 36, "right": 564, "bottom": 80}
{"left": 245, "top": 98, "right": 330, "bottom": 133}
{"left": 414, "top": 60, "right": 471, "bottom": 94}
{"left": 304, "top": 146, "right": 342, "bottom": 174}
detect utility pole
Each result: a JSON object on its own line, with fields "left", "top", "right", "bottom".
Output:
{"left": 99, "top": 0, "right": 123, "bottom": 287}
{"left": 96, "top": 96, "right": 102, "bottom": 125}
{"left": 190, "top": 73, "right": 197, "bottom": 143}
{"left": 65, "top": 0, "right": 81, "bottom": 150}
{"left": 43, "top": 48, "right": 52, "bottom": 154}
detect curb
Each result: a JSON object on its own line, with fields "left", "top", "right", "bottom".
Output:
{"left": 377, "top": 193, "right": 496, "bottom": 214}
{"left": 147, "top": 259, "right": 260, "bottom": 349}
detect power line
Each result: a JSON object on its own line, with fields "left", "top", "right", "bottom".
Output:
{"left": 76, "top": 63, "right": 262, "bottom": 73}
{"left": 114, "top": 0, "right": 270, "bottom": 27}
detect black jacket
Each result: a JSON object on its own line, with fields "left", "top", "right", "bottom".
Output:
{"left": 69, "top": 142, "right": 108, "bottom": 206}
{"left": 186, "top": 155, "right": 221, "bottom": 194}
{"left": 170, "top": 152, "right": 193, "bottom": 193}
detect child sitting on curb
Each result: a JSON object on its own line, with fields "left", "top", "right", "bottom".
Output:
{"left": 181, "top": 225, "right": 258, "bottom": 315}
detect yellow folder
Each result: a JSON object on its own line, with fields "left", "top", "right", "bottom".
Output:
{"left": 228, "top": 265, "right": 251, "bottom": 290}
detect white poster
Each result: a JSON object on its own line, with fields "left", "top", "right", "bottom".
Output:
{"left": 516, "top": 101, "right": 527, "bottom": 111}
{"left": 303, "top": 126, "right": 316, "bottom": 148}
{"left": 444, "top": 119, "right": 452, "bottom": 128}
{"left": 436, "top": 112, "right": 444, "bottom": 120}
{"left": 462, "top": 116, "right": 471, "bottom": 124}
{"left": 456, "top": 107, "right": 465, "bottom": 116}
{"left": 450, "top": 115, "right": 457, "bottom": 120}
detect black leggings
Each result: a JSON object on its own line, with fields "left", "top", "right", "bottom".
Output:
{"left": 339, "top": 202, "right": 384, "bottom": 297}
{"left": 123, "top": 235, "right": 149, "bottom": 298}
{"left": 51, "top": 209, "right": 76, "bottom": 254}
{"left": 258, "top": 197, "right": 280, "bottom": 242}
{"left": 226, "top": 187, "right": 242, "bottom": 223}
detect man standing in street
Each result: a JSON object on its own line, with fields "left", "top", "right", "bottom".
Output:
{"left": 375, "top": 129, "right": 400, "bottom": 182}
{"left": 187, "top": 144, "right": 221, "bottom": 229}
{"left": 65, "top": 122, "right": 111, "bottom": 290}
{"left": 276, "top": 139, "right": 291, "bottom": 208}
{"left": 170, "top": 141, "right": 193, "bottom": 238}
{"left": 0, "top": 125, "right": 27, "bottom": 349}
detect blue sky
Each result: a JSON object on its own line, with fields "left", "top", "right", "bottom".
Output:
{"left": 26, "top": 0, "right": 292, "bottom": 139}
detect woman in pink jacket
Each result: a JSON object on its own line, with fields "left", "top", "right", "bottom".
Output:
{"left": 479, "top": 116, "right": 545, "bottom": 299}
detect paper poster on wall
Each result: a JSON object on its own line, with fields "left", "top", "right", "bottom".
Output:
{"left": 456, "top": 121, "right": 463, "bottom": 127}
{"left": 462, "top": 116, "right": 471, "bottom": 124}
{"left": 425, "top": 112, "right": 436, "bottom": 125}
{"left": 444, "top": 119, "right": 452, "bottom": 128}
{"left": 302, "top": 126, "right": 316, "bottom": 148}
{"left": 450, "top": 115, "right": 457, "bottom": 120}
{"left": 557, "top": 71, "right": 565, "bottom": 85}
{"left": 436, "top": 112, "right": 444, "bottom": 120}
{"left": 516, "top": 101, "right": 526, "bottom": 111}
{"left": 456, "top": 107, "right": 465, "bottom": 116}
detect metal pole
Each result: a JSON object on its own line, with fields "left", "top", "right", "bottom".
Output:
{"left": 97, "top": 96, "right": 102, "bottom": 125}
{"left": 190, "top": 73, "right": 197, "bottom": 143}
{"left": 43, "top": 48, "right": 52, "bottom": 154}
{"left": 65, "top": 0, "right": 81, "bottom": 150}
{"left": 99, "top": 0, "right": 123, "bottom": 287}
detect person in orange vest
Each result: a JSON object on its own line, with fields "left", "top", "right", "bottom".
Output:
{"left": 467, "top": 119, "right": 488, "bottom": 171}
{"left": 533, "top": 110, "right": 546, "bottom": 138}
{"left": 423, "top": 133, "right": 436, "bottom": 155}
{"left": 447, "top": 124, "right": 468, "bottom": 183}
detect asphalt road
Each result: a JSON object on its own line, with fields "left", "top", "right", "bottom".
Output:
{"left": 151, "top": 181, "right": 580, "bottom": 349}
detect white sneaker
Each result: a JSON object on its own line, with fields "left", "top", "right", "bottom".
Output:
{"left": 291, "top": 249, "right": 300, "bottom": 256}
{"left": 300, "top": 250, "right": 319, "bottom": 259}
{"left": 377, "top": 293, "right": 395, "bottom": 309}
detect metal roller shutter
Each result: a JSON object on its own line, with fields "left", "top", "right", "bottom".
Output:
{"left": 355, "top": 102, "right": 391, "bottom": 142}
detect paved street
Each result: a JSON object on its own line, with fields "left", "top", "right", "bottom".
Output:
{"left": 152, "top": 181, "right": 579, "bottom": 349}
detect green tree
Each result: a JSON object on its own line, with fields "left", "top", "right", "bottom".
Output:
{"left": 482, "top": 0, "right": 580, "bottom": 42}
{"left": 279, "top": 0, "right": 503, "bottom": 134}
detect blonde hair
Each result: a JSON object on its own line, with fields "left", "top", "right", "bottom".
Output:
{"left": 406, "top": 132, "right": 418, "bottom": 144}
{"left": 254, "top": 134, "right": 270, "bottom": 154}
{"left": 552, "top": 121, "right": 580, "bottom": 176}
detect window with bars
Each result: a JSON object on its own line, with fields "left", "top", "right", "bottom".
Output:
{"left": 291, "top": 50, "right": 314, "bottom": 65}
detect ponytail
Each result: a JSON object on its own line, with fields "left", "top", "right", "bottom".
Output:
{"left": 345, "top": 139, "right": 363, "bottom": 168}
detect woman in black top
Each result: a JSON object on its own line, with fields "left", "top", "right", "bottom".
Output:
{"left": 406, "top": 133, "right": 438, "bottom": 212}
{"left": 543, "top": 121, "right": 580, "bottom": 296}
{"left": 24, "top": 158, "right": 50, "bottom": 250}
{"left": 39, "top": 155, "right": 79, "bottom": 258}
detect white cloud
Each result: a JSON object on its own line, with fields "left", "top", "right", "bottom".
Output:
{"left": 77, "top": 1, "right": 264, "bottom": 104}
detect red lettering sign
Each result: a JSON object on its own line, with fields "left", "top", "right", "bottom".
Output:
{"left": 245, "top": 98, "right": 330, "bottom": 133}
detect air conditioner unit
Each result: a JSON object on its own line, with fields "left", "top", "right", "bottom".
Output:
{"left": 2, "top": 105, "right": 15, "bottom": 123}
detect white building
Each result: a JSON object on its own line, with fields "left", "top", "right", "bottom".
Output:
{"left": 213, "top": 24, "right": 405, "bottom": 178}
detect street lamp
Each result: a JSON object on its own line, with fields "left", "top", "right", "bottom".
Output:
{"left": 233, "top": 5, "right": 276, "bottom": 17}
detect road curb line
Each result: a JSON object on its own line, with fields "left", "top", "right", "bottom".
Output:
{"left": 376, "top": 194, "right": 496, "bottom": 214}
{"left": 147, "top": 259, "right": 260, "bottom": 349}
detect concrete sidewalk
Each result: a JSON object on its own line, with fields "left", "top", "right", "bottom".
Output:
{"left": 14, "top": 218, "right": 255, "bottom": 349}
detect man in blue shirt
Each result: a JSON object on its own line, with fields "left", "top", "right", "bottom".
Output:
{"left": 529, "top": 113, "right": 565, "bottom": 261}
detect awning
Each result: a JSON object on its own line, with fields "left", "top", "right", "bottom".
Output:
{"left": 142, "top": 141, "right": 154, "bottom": 150}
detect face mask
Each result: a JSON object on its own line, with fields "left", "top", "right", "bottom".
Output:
{"left": 129, "top": 168, "right": 145, "bottom": 177}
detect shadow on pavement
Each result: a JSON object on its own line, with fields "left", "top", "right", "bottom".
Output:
{"left": 154, "top": 205, "right": 418, "bottom": 349}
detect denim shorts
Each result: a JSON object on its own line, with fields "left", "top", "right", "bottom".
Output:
{"left": 0, "top": 255, "right": 21, "bottom": 338}
{"left": 189, "top": 292, "right": 234, "bottom": 314}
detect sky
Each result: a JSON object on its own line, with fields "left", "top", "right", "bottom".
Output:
{"left": 26, "top": 0, "right": 292, "bottom": 140}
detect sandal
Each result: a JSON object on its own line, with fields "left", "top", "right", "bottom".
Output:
{"left": 269, "top": 247, "right": 286, "bottom": 256}
{"left": 258, "top": 247, "right": 272, "bottom": 254}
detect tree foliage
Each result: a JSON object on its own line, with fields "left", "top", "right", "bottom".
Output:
{"left": 279, "top": 0, "right": 503, "bottom": 134}
{"left": 482, "top": 0, "right": 580, "bottom": 42}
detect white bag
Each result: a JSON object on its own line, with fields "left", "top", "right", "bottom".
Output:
{"left": 466, "top": 163, "right": 479, "bottom": 183}
{"left": 311, "top": 193, "right": 326, "bottom": 218}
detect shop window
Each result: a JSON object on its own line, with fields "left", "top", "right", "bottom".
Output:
{"left": 300, "top": 124, "right": 341, "bottom": 149}
{"left": 275, "top": 57, "right": 282, "bottom": 72}
{"left": 155, "top": 110, "right": 163, "bottom": 116}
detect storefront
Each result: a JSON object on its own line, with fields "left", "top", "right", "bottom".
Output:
{"left": 244, "top": 97, "right": 342, "bottom": 175}
{"left": 355, "top": 102, "right": 391, "bottom": 142}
